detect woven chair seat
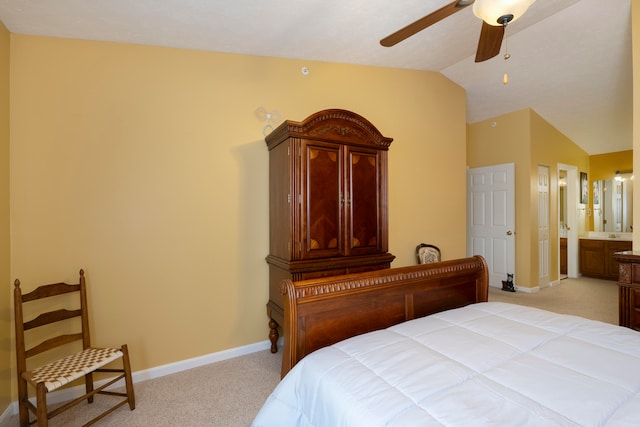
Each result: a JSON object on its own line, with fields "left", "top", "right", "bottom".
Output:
{"left": 22, "top": 347, "right": 123, "bottom": 392}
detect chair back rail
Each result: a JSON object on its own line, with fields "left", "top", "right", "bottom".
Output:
{"left": 26, "top": 334, "right": 84, "bottom": 359}
{"left": 21, "top": 282, "right": 80, "bottom": 302}
{"left": 24, "top": 308, "right": 82, "bottom": 330}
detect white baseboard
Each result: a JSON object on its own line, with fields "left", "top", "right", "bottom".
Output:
{"left": 489, "top": 282, "right": 539, "bottom": 293}
{"left": 131, "top": 339, "right": 276, "bottom": 383}
{"left": 514, "top": 285, "right": 539, "bottom": 293}
{"left": 0, "top": 338, "right": 281, "bottom": 424}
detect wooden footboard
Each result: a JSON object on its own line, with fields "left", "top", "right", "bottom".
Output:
{"left": 280, "top": 255, "right": 489, "bottom": 376}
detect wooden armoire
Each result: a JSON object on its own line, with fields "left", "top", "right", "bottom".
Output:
{"left": 265, "top": 109, "right": 395, "bottom": 352}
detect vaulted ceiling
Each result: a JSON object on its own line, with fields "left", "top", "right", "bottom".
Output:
{"left": 0, "top": 0, "right": 631, "bottom": 154}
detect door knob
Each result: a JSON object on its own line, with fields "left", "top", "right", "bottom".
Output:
{"left": 506, "top": 230, "right": 513, "bottom": 236}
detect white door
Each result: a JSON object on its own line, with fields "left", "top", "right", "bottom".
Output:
{"left": 538, "top": 165, "right": 550, "bottom": 287}
{"left": 467, "top": 163, "right": 515, "bottom": 288}
{"left": 558, "top": 164, "right": 579, "bottom": 278}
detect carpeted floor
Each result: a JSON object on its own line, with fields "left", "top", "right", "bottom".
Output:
{"left": 7, "top": 276, "right": 619, "bottom": 426}
{"left": 488, "top": 276, "right": 618, "bottom": 325}
{"left": 8, "top": 350, "right": 282, "bottom": 427}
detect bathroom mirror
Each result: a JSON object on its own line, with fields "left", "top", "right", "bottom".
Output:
{"left": 592, "top": 175, "right": 633, "bottom": 232}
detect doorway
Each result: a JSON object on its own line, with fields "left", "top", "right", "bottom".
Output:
{"left": 558, "top": 164, "right": 579, "bottom": 279}
{"left": 467, "top": 163, "right": 515, "bottom": 287}
{"left": 538, "top": 165, "right": 550, "bottom": 287}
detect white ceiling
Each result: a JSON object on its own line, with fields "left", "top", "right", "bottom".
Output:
{"left": 0, "top": 0, "right": 631, "bottom": 155}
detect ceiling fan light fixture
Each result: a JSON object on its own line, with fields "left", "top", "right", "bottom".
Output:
{"left": 473, "top": 0, "right": 536, "bottom": 26}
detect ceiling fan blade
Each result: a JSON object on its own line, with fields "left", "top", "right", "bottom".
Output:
{"left": 380, "top": 0, "right": 474, "bottom": 47}
{"left": 475, "top": 21, "right": 504, "bottom": 62}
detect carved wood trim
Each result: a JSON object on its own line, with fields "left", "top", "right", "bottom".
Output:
{"left": 266, "top": 253, "right": 396, "bottom": 273}
{"left": 265, "top": 109, "right": 393, "bottom": 150}
{"left": 619, "top": 263, "right": 632, "bottom": 284}
{"left": 282, "top": 256, "right": 487, "bottom": 299}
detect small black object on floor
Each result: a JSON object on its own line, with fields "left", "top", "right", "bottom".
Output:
{"left": 502, "top": 273, "right": 516, "bottom": 292}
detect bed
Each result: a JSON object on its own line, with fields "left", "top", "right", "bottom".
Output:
{"left": 253, "top": 256, "right": 640, "bottom": 426}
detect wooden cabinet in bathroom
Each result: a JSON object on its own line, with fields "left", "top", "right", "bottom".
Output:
{"left": 579, "top": 239, "right": 632, "bottom": 280}
{"left": 560, "top": 238, "right": 567, "bottom": 275}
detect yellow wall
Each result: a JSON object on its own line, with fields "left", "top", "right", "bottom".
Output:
{"left": 6, "top": 34, "right": 467, "bottom": 399}
{"left": 467, "top": 108, "right": 589, "bottom": 289}
{"left": 590, "top": 151, "right": 633, "bottom": 181}
{"left": 467, "top": 109, "right": 532, "bottom": 286}
{"left": 530, "top": 110, "right": 590, "bottom": 285}
{"left": 0, "top": 21, "right": 10, "bottom": 410}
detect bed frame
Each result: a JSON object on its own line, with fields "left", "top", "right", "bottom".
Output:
{"left": 280, "top": 255, "right": 489, "bottom": 376}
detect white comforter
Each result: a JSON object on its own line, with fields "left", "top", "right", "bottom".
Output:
{"left": 253, "top": 302, "right": 640, "bottom": 426}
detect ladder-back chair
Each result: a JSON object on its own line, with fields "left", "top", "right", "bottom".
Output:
{"left": 416, "top": 243, "right": 441, "bottom": 264}
{"left": 13, "top": 269, "right": 135, "bottom": 427}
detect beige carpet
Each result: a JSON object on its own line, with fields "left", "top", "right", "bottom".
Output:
{"left": 8, "top": 276, "right": 618, "bottom": 426}
{"left": 9, "top": 350, "right": 282, "bottom": 427}
{"left": 489, "top": 276, "right": 618, "bottom": 325}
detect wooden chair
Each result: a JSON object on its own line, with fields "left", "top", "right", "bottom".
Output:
{"left": 13, "top": 269, "right": 135, "bottom": 427}
{"left": 416, "top": 243, "right": 441, "bottom": 264}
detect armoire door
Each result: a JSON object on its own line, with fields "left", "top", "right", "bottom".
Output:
{"left": 300, "top": 140, "right": 342, "bottom": 259}
{"left": 346, "top": 147, "right": 383, "bottom": 256}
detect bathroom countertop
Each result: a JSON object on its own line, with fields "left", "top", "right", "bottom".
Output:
{"left": 580, "top": 232, "right": 632, "bottom": 241}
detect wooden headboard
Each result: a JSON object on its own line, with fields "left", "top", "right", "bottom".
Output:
{"left": 280, "top": 255, "right": 489, "bottom": 376}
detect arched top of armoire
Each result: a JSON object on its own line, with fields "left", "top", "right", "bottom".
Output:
{"left": 265, "top": 109, "right": 393, "bottom": 151}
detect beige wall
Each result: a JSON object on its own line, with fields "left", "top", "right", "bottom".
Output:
{"left": 6, "top": 34, "right": 468, "bottom": 400}
{"left": 467, "top": 108, "right": 589, "bottom": 289}
{"left": 0, "top": 21, "right": 10, "bottom": 410}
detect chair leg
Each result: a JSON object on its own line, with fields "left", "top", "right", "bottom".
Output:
{"left": 17, "top": 377, "right": 30, "bottom": 427}
{"left": 85, "top": 372, "right": 95, "bottom": 403}
{"left": 121, "top": 344, "right": 136, "bottom": 410}
{"left": 36, "top": 383, "right": 48, "bottom": 427}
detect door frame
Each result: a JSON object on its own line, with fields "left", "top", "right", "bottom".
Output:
{"left": 538, "top": 165, "right": 550, "bottom": 287}
{"left": 557, "top": 163, "right": 579, "bottom": 278}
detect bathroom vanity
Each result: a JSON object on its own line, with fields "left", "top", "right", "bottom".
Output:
{"left": 579, "top": 233, "right": 632, "bottom": 280}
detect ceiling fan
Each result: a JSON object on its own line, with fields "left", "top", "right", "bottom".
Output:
{"left": 380, "top": 0, "right": 536, "bottom": 63}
